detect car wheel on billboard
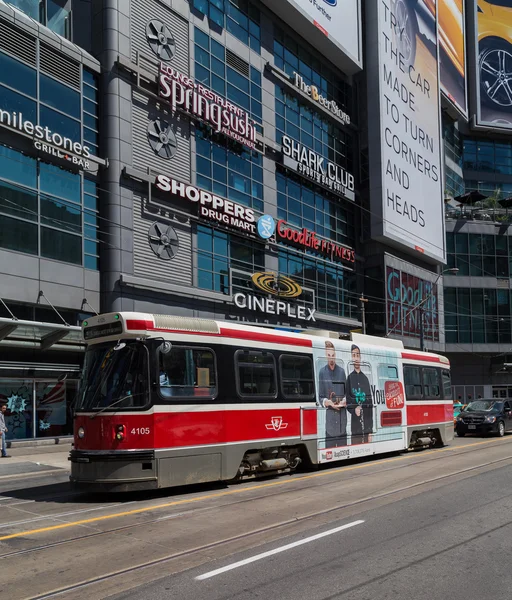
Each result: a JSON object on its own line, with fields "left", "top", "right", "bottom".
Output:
{"left": 393, "top": 0, "right": 418, "bottom": 66}
{"left": 479, "top": 39, "right": 512, "bottom": 109}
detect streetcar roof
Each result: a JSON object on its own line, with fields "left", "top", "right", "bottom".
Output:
{"left": 82, "top": 312, "right": 449, "bottom": 365}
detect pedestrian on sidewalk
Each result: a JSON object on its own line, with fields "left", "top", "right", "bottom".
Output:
{"left": 0, "top": 403, "right": 10, "bottom": 458}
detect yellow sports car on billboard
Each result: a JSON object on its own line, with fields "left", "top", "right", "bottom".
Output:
{"left": 478, "top": 0, "right": 512, "bottom": 109}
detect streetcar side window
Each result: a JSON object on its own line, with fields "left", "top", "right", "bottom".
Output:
{"left": 159, "top": 346, "right": 217, "bottom": 399}
{"left": 235, "top": 350, "right": 277, "bottom": 398}
{"left": 441, "top": 369, "right": 452, "bottom": 400}
{"left": 279, "top": 355, "right": 315, "bottom": 400}
{"left": 404, "top": 365, "right": 423, "bottom": 399}
{"left": 423, "top": 368, "right": 440, "bottom": 398}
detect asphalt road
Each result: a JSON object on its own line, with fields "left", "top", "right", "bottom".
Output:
{"left": 1, "top": 435, "right": 511, "bottom": 600}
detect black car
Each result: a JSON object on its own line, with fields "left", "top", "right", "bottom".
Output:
{"left": 456, "top": 400, "right": 512, "bottom": 437}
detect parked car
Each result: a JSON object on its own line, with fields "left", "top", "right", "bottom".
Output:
{"left": 455, "top": 399, "right": 512, "bottom": 437}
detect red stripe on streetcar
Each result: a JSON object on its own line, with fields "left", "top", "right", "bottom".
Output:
{"left": 407, "top": 403, "right": 453, "bottom": 425}
{"left": 126, "top": 319, "right": 155, "bottom": 330}
{"left": 401, "top": 352, "right": 442, "bottom": 363}
{"left": 220, "top": 328, "right": 312, "bottom": 347}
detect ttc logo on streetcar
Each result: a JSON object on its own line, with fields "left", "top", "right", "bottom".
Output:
{"left": 266, "top": 416, "right": 288, "bottom": 431}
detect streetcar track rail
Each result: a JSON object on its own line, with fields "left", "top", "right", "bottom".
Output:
{"left": 0, "top": 438, "right": 510, "bottom": 546}
{"left": 9, "top": 452, "right": 512, "bottom": 600}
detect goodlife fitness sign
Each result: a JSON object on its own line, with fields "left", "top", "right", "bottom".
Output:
{"left": 275, "top": 220, "right": 355, "bottom": 265}
{"left": 282, "top": 136, "right": 355, "bottom": 201}
{"left": 155, "top": 175, "right": 257, "bottom": 235}
{"left": 159, "top": 63, "right": 257, "bottom": 150}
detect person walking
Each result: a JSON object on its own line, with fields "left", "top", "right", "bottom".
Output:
{"left": 0, "top": 403, "right": 10, "bottom": 458}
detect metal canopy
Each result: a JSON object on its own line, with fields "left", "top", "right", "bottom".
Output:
{"left": 0, "top": 317, "right": 84, "bottom": 351}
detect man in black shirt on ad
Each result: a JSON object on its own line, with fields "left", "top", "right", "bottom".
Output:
{"left": 346, "top": 344, "right": 373, "bottom": 445}
{"left": 318, "top": 341, "right": 347, "bottom": 447}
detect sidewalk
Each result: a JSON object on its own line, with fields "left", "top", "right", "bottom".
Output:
{"left": 0, "top": 442, "right": 72, "bottom": 479}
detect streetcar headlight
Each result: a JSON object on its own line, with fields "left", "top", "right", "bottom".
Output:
{"left": 77, "top": 426, "right": 85, "bottom": 439}
{"left": 485, "top": 416, "right": 496, "bottom": 423}
{"left": 114, "top": 424, "right": 126, "bottom": 441}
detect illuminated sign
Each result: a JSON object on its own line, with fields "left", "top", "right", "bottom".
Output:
{"left": 282, "top": 136, "right": 355, "bottom": 201}
{"left": 386, "top": 266, "right": 439, "bottom": 341}
{"left": 251, "top": 272, "right": 302, "bottom": 298}
{"left": 158, "top": 63, "right": 257, "bottom": 149}
{"left": 293, "top": 73, "right": 350, "bottom": 125}
{"left": 0, "top": 108, "right": 92, "bottom": 168}
{"left": 275, "top": 220, "right": 355, "bottom": 264}
{"left": 233, "top": 272, "right": 316, "bottom": 321}
{"left": 155, "top": 175, "right": 256, "bottom": 235}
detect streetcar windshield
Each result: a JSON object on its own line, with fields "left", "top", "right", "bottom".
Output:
{"left": 465, "top": 400, "right": 502, "bottom": 412}
{"left": 75, "top": 341, "right": 149, "bottom": 410}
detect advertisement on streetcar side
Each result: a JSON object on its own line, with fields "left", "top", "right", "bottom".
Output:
{"left": 314, "top": 341, "right": 406, "bottom": 463}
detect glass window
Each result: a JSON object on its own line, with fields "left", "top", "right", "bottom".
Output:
{"left": 41, "top": 227, "right": 82, "bottom": 264}
{"left": 423, "top": 368, "right": 440, "bottom": 398}
{"left": 40, "top": 74, "right": 80, "bottom": 119}
{"left": 404, "top": 365, "right": 422, "bottom": 399}
{"left": 280, "top": 355, "right": 315, "bottom": 399}
{"left": 36, "top": 380, "right": 73, "bottom": 437}
{"left": 236, "top": 350, "right": 277, "bottom": 398}
{"left": 0, "top": 146, "right": 37, "bottom": 188}
{"left": 0, "top": 85, "right": 36, "bottom": 122}
{"left": 0, "top": 379, "right": 34, "bottom": 440}
{"left": 40, "top": 195, "right": 81, "bottom": 233}
{"left": 442, "top": 370, "right": 452, "bottom": 400}
{"left": 159, "top": 346, "right": 217, "bottom": 399}
{"left": 40, "top": 162, "right": 81, "bottom": 203}
{"left": 40, "top": 106, "right": 80, "bottom": 141}
{"left": 47, "top": 0, "right": 71, "bottom": 38}
{"left": 0, "top": 181, "right": 37, "bottom": 221}
{"left": 0, "top": 214, "right": 38, "bottom": 255}
{"left": 0, "top": 51, "right": 36, "bottom": 96}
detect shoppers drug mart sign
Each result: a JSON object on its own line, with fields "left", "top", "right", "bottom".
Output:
{"left": 155, "top": 175, "right": 257, "bottom": 234}
{"left": 159, "top": 63, "right": 257, "bottom": 150}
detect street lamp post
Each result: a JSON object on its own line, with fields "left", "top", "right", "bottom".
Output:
{"left": 386, "top": 267, "right": 459, "bottom": 349}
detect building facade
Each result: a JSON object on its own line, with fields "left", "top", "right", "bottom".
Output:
{"left": 0, "top": 0, "right": 102, "bottom": 440}
{"left": 95, "top": 0, "right": 363, "bottom": 335}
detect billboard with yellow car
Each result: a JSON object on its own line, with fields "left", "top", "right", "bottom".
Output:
{"left": 470, "top": 0, "right": 512, "bottom": 129}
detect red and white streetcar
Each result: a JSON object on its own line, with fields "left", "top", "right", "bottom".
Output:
{"left": 70, "top": 312, "right": 453, "bottom": 491}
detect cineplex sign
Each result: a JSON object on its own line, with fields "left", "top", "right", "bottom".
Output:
{"left": 159, "top": 63, "right": 257, "bottom": 150}
{"left": 282, "top": 136, "right": 355, "bottom": 201}
{"left": 155, "top": 175, "right": 257, "bottom": 234}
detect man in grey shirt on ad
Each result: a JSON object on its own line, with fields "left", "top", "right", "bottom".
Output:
{"left": 318, "top": 341, "right": 347, "bottom": 447}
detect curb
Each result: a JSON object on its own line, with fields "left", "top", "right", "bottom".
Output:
{"left": 7, "top": 436, "right": 73, "bottom": 449}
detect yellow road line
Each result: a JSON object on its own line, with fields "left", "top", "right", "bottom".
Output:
{"left": 0, "top": 438, "right": 507, "bottom": 542}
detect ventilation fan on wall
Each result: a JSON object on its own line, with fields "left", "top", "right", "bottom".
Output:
{"left": 146, "top": 19, "right": 176, "bottom": 62}
{"left": 147, "top": 120, "right": 178, "bottom": 159}
{"left": 148, "top": 222, "right": 180, "bottom": 260}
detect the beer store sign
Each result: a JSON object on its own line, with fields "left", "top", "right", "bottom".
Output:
{"left": 276, "top": 220, "right": 355, "bottom": 264}
{"left": 159, "top": 63, "right": 257, "bottom": 150}
{"left": 0, "top": 108, "right": 92, "bottom": 168}
{"left": 282, "top": 136, "right": 355, "bottom": 201}
{"left": 233, "top": 272, "right": 316, "bottom": 322}
{"left": 155, "top": 175, "right": 256, "bottom": 234}
{"left": 293, "top": 73, "right": 351, "bottom": 126}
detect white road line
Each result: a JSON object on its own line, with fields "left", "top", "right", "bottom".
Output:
{"left": 195, "top": 519, "right": 365, "bottom": 581}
